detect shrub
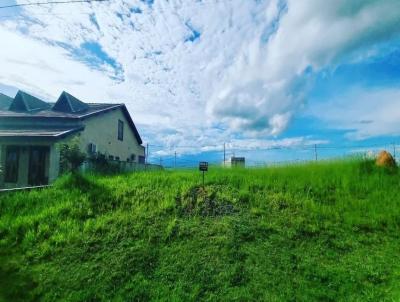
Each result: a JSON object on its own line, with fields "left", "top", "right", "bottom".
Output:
{"left": 59, "top": 138, "right": 86, "bottom": 173}
{"left": 88, "top": 152, "right": 121, "bottom": 174}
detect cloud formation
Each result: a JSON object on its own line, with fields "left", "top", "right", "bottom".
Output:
{"left": 0, "top": 0, "right": 400, "bottom": 151}
{"left": 209, "top": 0, "right": 400, "bottom": 136}
{"left": 309, "top": 87, "right": 400, "bottom": 140}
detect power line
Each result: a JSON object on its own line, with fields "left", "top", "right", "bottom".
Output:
{"left": 0, "top": 0, "right": 233, "bottom": 16}
{"left": 147, "top": 143, "right": 396, "bottom": 154}
{"left": 0, "top": 0, "right": 108, "bottom": 10}
{"left": 0, "top": 11, "right": 94, "bottom": 19}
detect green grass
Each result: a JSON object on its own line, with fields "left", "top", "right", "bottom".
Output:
{"left": 1, "top": 159, "right": 400, "bottom": 301}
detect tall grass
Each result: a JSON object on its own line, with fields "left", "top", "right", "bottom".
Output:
{"left": 0, "top": 159, "right": 400, "bottom": 301}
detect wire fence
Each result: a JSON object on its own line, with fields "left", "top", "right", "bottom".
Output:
{"left": 144, "top": 142, "right": 399, "bottom": 169}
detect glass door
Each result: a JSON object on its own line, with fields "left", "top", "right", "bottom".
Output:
{"left": 28, "top": 146, "right": 50, "bottom": 186}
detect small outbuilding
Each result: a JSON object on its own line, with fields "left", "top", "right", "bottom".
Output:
{"left": 231, "top": 157, "right": 245, "bottom": 167}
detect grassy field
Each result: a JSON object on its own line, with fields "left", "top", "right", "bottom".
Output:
{"left": 1, "top": 159, "right": 400, "bottom": 301}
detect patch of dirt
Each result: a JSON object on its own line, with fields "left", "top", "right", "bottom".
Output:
{"left": 175, "top": 187, "right": 237, "bottom": 217}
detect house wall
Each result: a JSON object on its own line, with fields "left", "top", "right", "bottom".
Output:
{"left": 0, "top": 107, "right": 144, "bottom": 189}
{"left": 76, "top": 108, "right": 145, "bottom": 162}
{"left": 0, "top": 142, "right": 59, "bottom": 189}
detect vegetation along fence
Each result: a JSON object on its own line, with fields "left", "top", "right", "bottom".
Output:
{"left": 82, "top": 160, "right": 163, "bottom": 173}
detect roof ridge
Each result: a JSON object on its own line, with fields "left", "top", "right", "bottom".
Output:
{"left": 85, "top": 102, "right": 123, "bottom": 105}
{"left": 19, "top": 91, "right": 29, "bottom": 110}
{"left": 10, "top": 90, "right": 51, "bottom": 112}
{"left": 65, "top": 92, "right": 73, "bottom": 111}
{"left": 53, "top": 91, "right": 89, "bottom": 113}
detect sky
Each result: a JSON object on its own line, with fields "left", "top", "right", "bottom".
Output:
{"left": 0, "top": 0, "right": 400, "bottom": 166}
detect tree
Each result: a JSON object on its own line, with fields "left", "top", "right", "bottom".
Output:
{"left": 59, "top": 138, "right": 86, "bottom": 173}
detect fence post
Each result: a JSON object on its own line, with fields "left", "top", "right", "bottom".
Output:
{"left": 314, "top": 144, "right": 318, "bottom": 161}
{"left": 393, "top": 142, "right": 396, "bottom": 161}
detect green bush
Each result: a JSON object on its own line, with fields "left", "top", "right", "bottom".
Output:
{"left": 88, "top": 152, "right": 121, "bottom": 175}
{"left": 59, "top": 139, "right": 86, "bottom": 173}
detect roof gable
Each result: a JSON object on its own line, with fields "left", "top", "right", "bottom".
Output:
{"left": 53, "top": 91, "right": 89, "bottom": 113}
{"left": 0, "top": 93, "right": 13, "bottom": 110}
{"left": 119, "top": 105, "right": 143, "bottom": 145}
{"left": 9, "top": 91, "right": 51, "bottom": 112}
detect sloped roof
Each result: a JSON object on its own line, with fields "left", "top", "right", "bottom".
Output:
{"left": 0, "top": 103, "right": 121, "bottom": 119}
{"left": 0, "top": 127, "right": 84, "bottom": 139}
{"left": 53, "top": 91, "right": 89, "bottom": 113}
{"left": 9, "top": 90, "right": 51, "bottom": 112}
{"left": 0, "top": 93, "right": 13, "bottom": 110}
{"left": 0, "top": 90, "right": 143, "bottom": 144}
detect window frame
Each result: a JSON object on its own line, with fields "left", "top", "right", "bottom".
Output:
{"left": 118, "top": 119, "right": 124, "bottom": 141}
{"left": 4, "top": 146, "right": 20, "bottom": 183}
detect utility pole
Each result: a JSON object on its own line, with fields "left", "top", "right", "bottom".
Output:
{"left": 174, "top": 151, "right": 177, "bottom": 169}
{"left": 393, "top": 142, "right": 396, "bottom": 161}
{"left": 223, "top": 143, "right": 226, "bottom": 166}
{"left": 146, "top": 143, "right": 149, "bottom": 164}
{"left": 314, "top": 144, "right": 318, "bottom": 161}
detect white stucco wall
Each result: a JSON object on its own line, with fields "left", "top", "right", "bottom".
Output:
{"left": 76, "top": 107, "right": 145, "bottom": 162}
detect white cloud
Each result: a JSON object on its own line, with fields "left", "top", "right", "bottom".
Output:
{"left": 209, "top": 0, "right": 400, "bottom": 135}
{"left": 309, "top": 87, "right": 400, "bottom": 140}
{"left": 0, "top": 0, "right": 273, "bottom": 145}
{"left": 0, "top": 27, "right": 113, "bottom": 101}
{"left": 0, "top": 0, "right": 400, "bottom": 151}
{"left": 152, "top": 134, "right": 328, "bottom": 158}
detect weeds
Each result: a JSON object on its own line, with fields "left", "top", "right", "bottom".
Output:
{"left": 174, "top": 186, "right": 237, "bottom": 217}
{"left": 0, "top": 159, "right": 400, "bottom": 301}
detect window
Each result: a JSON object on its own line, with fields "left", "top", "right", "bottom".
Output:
{"left": 118, "top": 120, "right": 124, "bottom": 141}
{"left": 130, "top": 154, "right": 136, "bottom": 161}
{"left": 5, "top": 146, "right": 19, "bottom": 183}
{"left": 138, "top": 155, "right": 145, "bottom": 164}
{"left": 115, "top": 156, "right": 120, "bottom": 161}
{"left": 109, "top": 155, "right": 114, "bottom": 161}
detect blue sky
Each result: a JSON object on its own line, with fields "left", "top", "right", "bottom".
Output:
{"left": 0, "top": 0, "right": 400, "bottom": 166}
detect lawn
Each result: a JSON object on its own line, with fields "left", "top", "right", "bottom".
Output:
{"left": 1, "top": 159, "right": 400, "bottom": 301}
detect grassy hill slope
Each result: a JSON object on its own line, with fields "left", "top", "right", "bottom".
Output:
{"left": 1, "top": 160, "right": 400, "bottom": 301}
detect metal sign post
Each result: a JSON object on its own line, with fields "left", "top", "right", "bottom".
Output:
{"left": 199, "top": 161, "right": 208, "bottom": 189}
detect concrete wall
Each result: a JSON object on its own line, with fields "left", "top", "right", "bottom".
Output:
{"left": 76, "top": 108, "right": 145, "bottom": 162}
{"left": 49, "top": 144, "right": 60, "bottom": 183}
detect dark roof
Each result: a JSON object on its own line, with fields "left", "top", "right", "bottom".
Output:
{"left": 9, "top": 90, "right": 52, "bottom": 112}
{"left": 53, "top": 91, "right": 89, "bottom": 113}
{"left": 0, "top": 90, "right": 143, "bottom": 144}
{"left": 0, "top": 93, "right": 13, "bottom": 110}
{"left": 0, "top": 103, "right": 121, "bottom": 119}
{"left": 0, "top": 127, "right": 84, "bottom": 139}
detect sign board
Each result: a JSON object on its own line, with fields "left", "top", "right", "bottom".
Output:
{"left": 199, "top": 161, "right": 208, "bottom": 172}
